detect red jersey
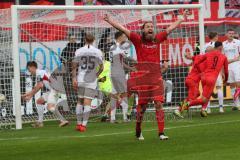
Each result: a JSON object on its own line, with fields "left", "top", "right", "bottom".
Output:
{"left": 130, "top": 31, "right": 168, "bottom": 63}
{"left": 196, "top": 50, "right": 229, "bottom": 82}
{"left": 187, "top": 55, "right": 206, "bottom": 82}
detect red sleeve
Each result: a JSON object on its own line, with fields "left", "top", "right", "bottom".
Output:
{"left": 224, "top": 57, "right": 229, "bottom": 83}
{"left": 193, "top": 54, "right": 207, "bottom": 66}
{"left": 155, "top": 31, "right": 168, "bottom": 43}
{"left": 130, "top": 32, "right": 141, "bottom": 47}
{"left": 192, "top": 55, "right": 196, "bottom": 62}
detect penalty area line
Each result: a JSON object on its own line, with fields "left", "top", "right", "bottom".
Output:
{"left": 0, "top": 119, "right": 239, "bottom": 141}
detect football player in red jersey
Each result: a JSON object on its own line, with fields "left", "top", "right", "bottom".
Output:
{"left": 104, "top": 10, "right": 189, "bottom": 140}
{"left": 173, "top": 47, "right": 214, "bottom": 118}
{"left": 176, "top": 42, "right": 230, "bottom": 117}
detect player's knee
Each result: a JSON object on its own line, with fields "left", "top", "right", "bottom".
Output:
{"left": 36, "top": 98, "right": 45, "bottom": 105}
{"left": 201, "top": 97, "right": 208, "bottom": 103}
{"left": 216, "top": 86, "right": 221, "bottom": 90}
{"left": 155, "top": 102, "right": 163, "bottom": 110}
{"left": 47, "top": 104, "right": 55, "bottom": 112}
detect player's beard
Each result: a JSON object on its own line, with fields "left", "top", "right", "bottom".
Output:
{"left": 142, "top": 32, "right": 154, "bottom": 42}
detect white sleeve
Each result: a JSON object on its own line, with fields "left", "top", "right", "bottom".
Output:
{"left": 237, "top": 40, "right": 240, "bottom": 53}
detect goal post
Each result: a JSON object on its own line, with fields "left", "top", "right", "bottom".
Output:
{"left": 11, "top": 5, "right": 22, "bottom": 130}
{"left": 8, "top": 4, "right": 204, "bottom": 129}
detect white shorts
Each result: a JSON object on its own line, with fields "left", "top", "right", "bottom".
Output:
{"left": 78, "top": 82, "right": 98, "bottom": 99}
{"left": 215, "top": 74, "right": 223, "bottom": 87}
{"left": 78, "top": 82, "right": 97, "bottom": 90}
{"left": 42, "top": 90, "right": 59, "bottom": 104}
{"left": 228, "top": 68, "right": 240, "bottom": 83}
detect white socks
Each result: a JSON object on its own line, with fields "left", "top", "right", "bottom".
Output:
{"left": 111, "top": 97, "right": 128, "bottom": 121}
{"left": 121, "top": 98, "right": 128, "bottom": 121}
{"left": 82, "top": 105, "right": 91, "bottom": 126}
{"left": 110, "top": 98, "right": 117, "bottom": 121}
{"left": 76, "top": 104, "right": 83, "bottom": 125}
{"left": 217, "top": 89, "right": 223, "bottom": 107}
{"left": 54, "top": 105, "right": 66, "bottom": 122}
{"left": 36, "top": 104, "right": 44, "bottom": 123}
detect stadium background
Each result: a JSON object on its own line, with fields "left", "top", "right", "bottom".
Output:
{"left": 1, "top": 0, "right": 239, "bottom": 101}
{"left": 0, "top": 0, "right": 239, "bottom": 121}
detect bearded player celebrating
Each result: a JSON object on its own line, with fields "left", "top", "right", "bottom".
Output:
{"left": 104, "top": 10, "right": 189, "bottom": 140}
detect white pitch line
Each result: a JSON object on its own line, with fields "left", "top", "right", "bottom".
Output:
{"left": 0, "top": 119, "right": 239, "bottom": 141}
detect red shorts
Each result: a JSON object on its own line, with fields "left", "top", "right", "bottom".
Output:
{"left": 201, "top": 76, "right": 217, "bottom": 99}
{"left": 128, "top": 62, "right": 164, "bottom": 105}
{"left": 128, "top": 72, "right": 164, "bottom": 105}
{"left": 185, "top": 77, "right": 200, "bottom": 100}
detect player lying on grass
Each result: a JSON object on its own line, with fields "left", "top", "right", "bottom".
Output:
{"left": 104, "top": 10, "right": 189, "bottom": 140}
{"left": 174, "top": 42, "right": 235, "bottom": 118}
{"left": 72, "top": 33, "right": 104, "bottom": 132}
{"left": 22, "top": 61, "right": 69, "bottom": 128}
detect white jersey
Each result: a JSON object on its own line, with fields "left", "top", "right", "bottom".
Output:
{"left": 223, "top": 39, "right": 240, "bottom": 69}
{"left": 36, "top": 69, "right": 51, "bottom": 90}
{"left": 75, "top": 45, "right": 103, "bottom": 84}
{"left": 204, "top": 41, "right": 215, "bottom": 52}
{"left": 110, "top": 43, "right": 127, "bottom": 77}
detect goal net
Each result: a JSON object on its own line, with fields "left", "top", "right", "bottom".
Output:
{"left": 1, "top": 5, "right": 204, "bottom": 129}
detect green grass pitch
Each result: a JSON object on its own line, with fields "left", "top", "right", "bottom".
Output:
{"left": 0, "top": 108, "right": 240, "bottom": 160}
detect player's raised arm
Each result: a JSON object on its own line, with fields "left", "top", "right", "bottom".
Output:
{"left": 166, "top": 10, "right": 189, "bottom": 34}
{"left": 104, "top": 14, "right": 130, "bottom": 38}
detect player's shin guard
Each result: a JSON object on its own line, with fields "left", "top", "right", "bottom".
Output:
{"left": 82, "top": 105, "right": 91, "bottom": 126}
{"left": 36, "top": 104, "right": 44, "bottom": 123}
{"left": 155, "top": 109, "right": 165, "bottom": 134}
{"left": 76, "top": 104, "right": 83, "bottom": 125}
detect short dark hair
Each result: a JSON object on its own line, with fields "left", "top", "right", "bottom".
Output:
{"left": 85, "top": 33, "right": 95, "bottom": 44}
{"left": 114, "top": 31, "right": 124, "bottom": 40}
{"left": 26, "top": 61, "right": 38, "bottom": 68}
{"left": 214, "top": 41, "right": 223, "bottom": 48}
{"left": 208, "top": 32, "right": 218, "bottom": 39}
{"left": 227, "top": 28, "right": 234, "bottom": 32}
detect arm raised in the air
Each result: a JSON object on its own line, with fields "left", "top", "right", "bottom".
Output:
{"left": 166, "top": 10, "right": 189, "bottom": 34}
{"left": 104, "top": 14, "right": 130, "bottom": 38}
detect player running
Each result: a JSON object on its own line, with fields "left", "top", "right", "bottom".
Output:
{"left": 104, "top": 10, "right": 189, "bottom": 140}
{"left": 175, "top": 42, "right": 229, "bottom": 117}
{"left": 223, "top": 29, "right": 240, "bottom": 111}
{"left": 204, "top": 32, "right": 225, "bottom": 113}
{"left": 22, "top": 61, "right": 69, "bottom": 128}
{"left": 72, "top": 33, "right": 103, "bottom": 132}
{"left": 173, "top": 46, "right": 213, "bottom": 118}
